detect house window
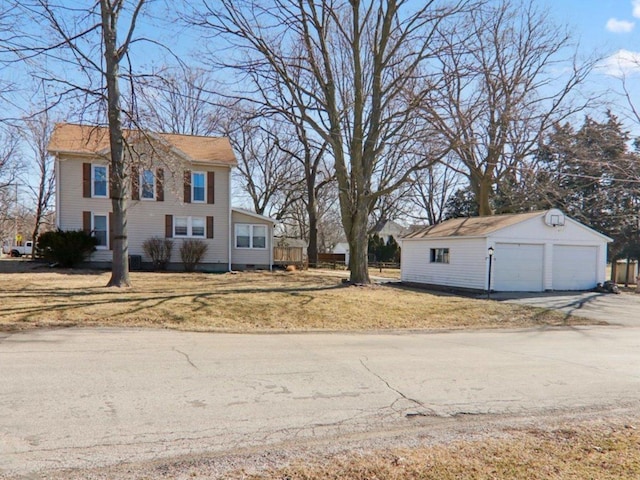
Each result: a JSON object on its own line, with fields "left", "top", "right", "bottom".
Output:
{"left": 93, "top": 214, "right": 108, "bottom": 249}
{"left": 141, "top": 169, "right": 155, "bottom": 200}
{"left": 430, "top": 248, "right": 449, "bottom": 264}
{"left": 92, "top": 165, "right": 108, "bottom": 198}
{"left": 235, "top": 224, "right": 268, "bottom": 249}
{"left": 191, "top": 217, "right": 205, "bottom": 237}
{"left": 252, "top": 225, "right": 266, "bottom": 248}
{"left": 174, "top": 216, "right": 206, "bottom": 237}
{"left": 192, "top": 172, "right": 205, "bottom": 203}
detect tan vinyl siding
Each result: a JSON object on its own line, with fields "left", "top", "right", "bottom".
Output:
{"left": 231, "top": 211, "right": 273, "bottom": 267}
{"left": 56, "top": 154, "right": 231, "bottom": 267}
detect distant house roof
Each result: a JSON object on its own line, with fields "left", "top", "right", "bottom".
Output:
{"left": 274, "top": 237, "right": 308, "bottom": 248}
{"left": 48, "top": 123, "right": 237, "bottom": 166}
{"left": 371, "top": 219, "right": 407, "bottom": 237}
{"left": 403, "top": 211, "right": 550, "bottom": 239}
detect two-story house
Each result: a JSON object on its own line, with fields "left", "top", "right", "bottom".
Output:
{"left": 48, "top": 123, "right": 274, "bottom": 271}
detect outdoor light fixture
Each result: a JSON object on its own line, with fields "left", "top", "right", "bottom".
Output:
{"left": 487, "top": 247, "right": 495, "bottom": 299}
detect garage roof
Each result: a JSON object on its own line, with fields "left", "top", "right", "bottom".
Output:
{"left": 404, "top": 211, "right": 559, "bottom": 239}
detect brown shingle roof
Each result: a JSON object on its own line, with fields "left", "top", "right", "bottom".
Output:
{"left": 48, "top": 123, "right": 237, "bottom": 166}
{"left": 403, "top": 211, "right": 545, "bottom": 239}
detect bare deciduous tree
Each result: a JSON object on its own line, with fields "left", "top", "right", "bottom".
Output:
{"left": 137, "top": 68, "right": 221, "bottom": 136}
{"left": 192, "top": 0, "right": 463, "bottom": 283}
{"left": 221, "top": 108, "right": 303, "bottom": 219}
{"left": 423, "top": 0, "right": 593, "bottom": 216}
{"left": 15, "top": 0, "right": 161, "bottom": 286}
{"left": 21, "top": 111, "right": 56, "bottom": 252}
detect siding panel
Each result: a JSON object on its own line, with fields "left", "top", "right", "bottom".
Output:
{"left": 401, "top": 238, "right": 487, "bottom": 290}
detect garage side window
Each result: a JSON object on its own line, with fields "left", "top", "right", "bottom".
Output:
{"left": 430, "top": 248, "right": 449, "bottom": 263}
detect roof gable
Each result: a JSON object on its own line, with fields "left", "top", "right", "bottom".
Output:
{"left": 231, "top": 208, "right": 276, "bottom": 225}
{"left": 47, "top": 123, "right": 237, "bottom": 166}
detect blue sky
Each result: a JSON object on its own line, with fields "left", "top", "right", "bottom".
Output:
{"left": 533, "top": 0, "right": 640, "bottom": 135}
{"left": 553, "top": 0, "right": 640, "bottom": 71}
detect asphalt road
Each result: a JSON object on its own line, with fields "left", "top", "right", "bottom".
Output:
{"left": 496, "top": 291, "right": 640, "bottom": 326}
{"left": 1, "top": 324, "right": 640, "bottom": 478}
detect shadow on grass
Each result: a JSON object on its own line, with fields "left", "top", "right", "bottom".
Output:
{"left": 0, "top": 282, "right": 348, "bottom": 325}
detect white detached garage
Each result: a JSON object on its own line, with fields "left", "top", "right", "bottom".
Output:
{"left": 401, "top": 209, "right": 612, "bottom": 292}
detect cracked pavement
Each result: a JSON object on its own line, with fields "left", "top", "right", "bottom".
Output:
{"left": 1, "top": 325, "right": 640, "bottom": 478}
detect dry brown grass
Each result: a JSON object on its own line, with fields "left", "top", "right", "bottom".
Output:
{"left": 0, "top": 266, "right": 593, "bottom": 332}
{"left": 237, "top": 424, "right": 640, "bottom": 480}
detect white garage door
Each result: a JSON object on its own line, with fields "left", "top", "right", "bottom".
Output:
{"left": 552, "top": 245, "right": 597, "bottom": 291}
{"left": 493, "top": 243, "right": 544, "bottom": 292}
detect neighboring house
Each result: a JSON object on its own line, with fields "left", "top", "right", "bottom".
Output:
{"left": 332, "top": 242, "right": 350, "bottom": 265}
{"left": 48, "top": 123, "right": 274, "bottom": 271}
{"left": 401, "top": 209, "right": 612, "bottom": 292}
{"left": 371, "top": 219, "right": 407, "bottom": 243}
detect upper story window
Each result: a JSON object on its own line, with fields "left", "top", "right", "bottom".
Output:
{"left": 92, "top": 165, "right": 108, "bottom": 198}
{"left": 192, "top": 172, "right": 205, "bottom": 203}
{"left": 141, "top": 169, "right": 155, "bottom": 200}
{"left": 235, "top": 224, "right": 267, "bottom": 249}
{"left": 430, "top": 248, "right": 449, "bottom": 264}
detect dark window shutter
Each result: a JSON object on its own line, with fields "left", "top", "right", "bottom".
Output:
{"left": 207, "top": 171, "right": 215, "bottom": 204}
{"left": 183, "top": 170, "right": 191, "bottom": 203}
{"left": 82, "top": 211, "right": 91, "bottom": 234}
{"left": 165, "top": 215, "right": 173, "bottom": 238}
{"left": 206, "top": 216, "right": 214, "bottom": 239}
{"left": 109, "top": 212, "right": 114, "bottom": 251}
{"left": 131, "top": 165, "right": 140, "bottom": 200}
{"left": 156, "top": 168, "right": 164, "bottom": 202}
{"left": 83, "top": 163, "right": 91, "bottom": 198}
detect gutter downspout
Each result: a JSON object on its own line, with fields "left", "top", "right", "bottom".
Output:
{"left": 269, "top": 223, "right": 273, "bottom": 272}
{"left": 228, "top": 167, "right": 232, "bottom": 272}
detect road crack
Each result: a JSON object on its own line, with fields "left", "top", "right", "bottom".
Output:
{"left": 173, "top": 348, "right": 199, "bottom": 370}
{"left": 359, "top": 358, "right": 437, "bottom": 416}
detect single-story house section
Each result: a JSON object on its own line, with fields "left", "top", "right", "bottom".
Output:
{"left": 231, "top": 208, "right": 276, "bottom": 271}
{"left": 400, "top": 209, "right": 612, "bottom": 292}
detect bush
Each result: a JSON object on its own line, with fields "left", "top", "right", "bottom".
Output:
{"left": 180, "top": 239, "right": 208, "bottom": 272}
{"left": 142, "top": 237, "right": 173, "bottom": 271}
{"left": 36, "top": 229, "right": 98, "bottom": 268}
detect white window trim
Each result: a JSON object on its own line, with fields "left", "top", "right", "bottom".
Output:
{"left": 191, "top": 171, "right": 206, "bottom": 203}
{"left": 235, "top": 224, "right": 268, "bottom": 250}
{"left": 140, "top": 169, "right": 156, "bottom": 201}
{"left": 174, "top": 216, "right": 206, "bottom": 238}
{"left": 92, "top": 164, "right": 108, "bottom": 198}
{"left": 92, "top": 213, "right": 109, "bottom": 250}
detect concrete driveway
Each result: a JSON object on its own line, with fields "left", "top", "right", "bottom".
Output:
{"left": 2, "top": 326, "right": 640, "bottom": 478}
{"left": 494, "top": 291, "right": 640, "bottom": 326}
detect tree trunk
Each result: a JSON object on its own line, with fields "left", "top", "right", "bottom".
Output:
{"left": 343, "top": 200, "right": 370, "bottom": 284}
{"left": 347, "top": 218, "right": 370, "bottom": 284}
{"left": 470, "top": 171, "right": 494, "bottom": 217}
{"left": 102, "top": 0, "right": 131, "bottom": 288}
{"left": 611, "top": 260, "right": 617, "bottom": 282}
{"left": 306, "top": 173, "right": 319, "bottom": 268}
{"left": 31, "top": 173, "right": 45, "bottom": 258}
{"left": 307, "top": 208, "right": 318, "bottom": 268}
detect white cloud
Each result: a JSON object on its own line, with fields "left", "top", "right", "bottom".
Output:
{"left": 633, "top": 0, "right": 640, "bottom": 18}
{"left": 606, "top": 18, "right": 635, "bottom": 33}
{"left": 596, "top": 49, "right": 640, "bottom": 77}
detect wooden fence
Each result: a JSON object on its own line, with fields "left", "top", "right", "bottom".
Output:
{"left": 273, "top": 246, "right": 306, "bottom": 267}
